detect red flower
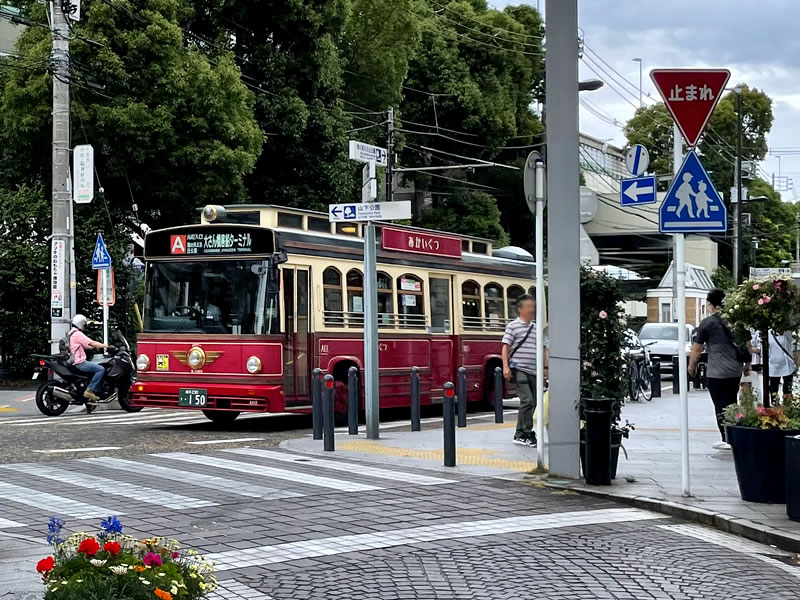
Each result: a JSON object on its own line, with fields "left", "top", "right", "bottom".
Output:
{"left": 36, "top": 557, "right": 54, "bottom": 574}
{"left": 104, "top": 541, "right": 121, "bottom": 556}
{"left": 172, "top": 551, "right": 180, "bottom": 559}
{"left": 78, "top": 538, "right": 100, "bottom": 556}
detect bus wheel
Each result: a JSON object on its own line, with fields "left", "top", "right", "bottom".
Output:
{"left": 202, "top": 410, "right": 240, "bottom": 424}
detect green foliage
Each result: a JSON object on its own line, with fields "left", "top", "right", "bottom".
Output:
{"left": 724, "top": 277, "right": 800, "bottom": 342}
{"left": 0, "top": 185, "right": 50, "bottom": 373}
{"left": 579, "top": 266, "right": 630, "bottom": 426}
{"left": 711, "top": 266, "right": 736, "bottom": 292}
{"left": 743, "top": 177, "right": 795, "bottom": 270}
{"left": 724, "top": 385, "right": 800, "bottom": 430}
{"left": 419, "top": 190, "right": 508, "bottom": 245}
{"left": 623, "top": 103, "right": 674, "bottom": 177}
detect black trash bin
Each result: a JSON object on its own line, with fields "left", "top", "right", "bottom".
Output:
{"left": 584, "top": 397, "right": 613, "bottom": 486}
{"left": 787, "top": 435, "right": 800, "bottom": 521}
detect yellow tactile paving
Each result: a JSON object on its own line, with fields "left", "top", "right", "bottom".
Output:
{"left": 0, "top": 407, "right": 18, "bottom": 413}
{"left": 337, "top": 440, "right": 537, "bottom": 472}
{"left": 465, "top": 422, "right": 516, "bottom": 431}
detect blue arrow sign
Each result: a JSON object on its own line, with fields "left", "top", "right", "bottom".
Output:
{"left": 620, "top": 176, "right": 656, "bottom": 206}
{"left": 91, "top": 233, "right": 112, "bottom": 269}
{"left": 659, "top": 150, "right": 727, "bottom": 233}
{"left": 330, "top": 206, "right": 342, "bottom": 219}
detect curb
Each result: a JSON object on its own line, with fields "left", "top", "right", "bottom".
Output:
{"left": 543, "top": 480, "right": 800, "bottom": 554}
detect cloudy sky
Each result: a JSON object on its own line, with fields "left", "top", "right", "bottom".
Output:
{"left": 493, "top": 0, "right": 799, "bottom": 200}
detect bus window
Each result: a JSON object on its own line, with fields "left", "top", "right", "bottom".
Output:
{"left": 461, "top": 280, "right": 481, "bottom": 330}
{"left": 507, "top": 285, "right": 524, "bottom": 319}
{"left": 377, "top": 272, "right": 394, "bottom": 328}
{"left": 398, "top": 274, "right": 424, "bottom": 328}
{"left": 347, "top": 269, "right": 364, "bottom": 328}
{"left": 323, "top": 267, "right": 344, "bottom": 326}
{"left": 484, "top": 283, "right": 505, "bottom": 330}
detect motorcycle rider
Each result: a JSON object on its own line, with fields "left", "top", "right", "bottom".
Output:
{"left": 68, "top": 314, "right": 109, "bottom": 403}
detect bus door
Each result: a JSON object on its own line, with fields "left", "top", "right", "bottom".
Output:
{"left": 283, "top": 267, "right": 311, "bottom": 407}
{"left": 428, "top": 275, "right": 454, "bottom": 398}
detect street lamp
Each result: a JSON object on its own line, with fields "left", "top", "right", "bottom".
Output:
{"left": 632, "top": 58, "right": 643, "bottom": 107}
{"left": 578, "top": 78, "right": 604, "bottom": 92}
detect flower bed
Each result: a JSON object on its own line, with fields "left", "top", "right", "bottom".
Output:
{"left": 36, "top": 516, "right": 217, "bottom": 600}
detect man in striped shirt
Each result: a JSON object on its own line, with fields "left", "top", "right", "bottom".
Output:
{"left": 501, "top": 294, "right": 546, "bottom": 447}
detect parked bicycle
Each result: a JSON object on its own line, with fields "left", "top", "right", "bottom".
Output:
{"left": 625, "top": 331, "right": 656, "bottom": 402}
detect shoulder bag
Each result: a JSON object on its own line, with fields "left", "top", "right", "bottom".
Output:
{"left": 509, "top": 322, "right": 534, "bottom": 377}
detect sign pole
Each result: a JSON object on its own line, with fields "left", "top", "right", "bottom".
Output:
{"left": 363, "top": 223, "right": 380, "bottom": 440}
{"left": 534, "top": 157, "right": 546, "bottom": 471}
{"left": 102, "top": 268, "right": 109, "bottom": 347}
{"left": 674, "top": 122, "right": 690, "bottom": 497}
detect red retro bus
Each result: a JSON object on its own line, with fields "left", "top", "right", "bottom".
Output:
{"left": 131, "top": 204, "right": 536, "bottom": 422}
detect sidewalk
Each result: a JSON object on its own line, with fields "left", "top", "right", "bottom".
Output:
{"left": 284, "top": 390, "right": 800, "bottom": 552}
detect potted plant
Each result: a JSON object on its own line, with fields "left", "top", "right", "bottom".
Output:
{"left": 724, "top": 388, "right": 800, "bottom": 503}
{"left": 36, "top": 516, "right": 217, "bottom": 600}
{"left": 724, "top": 277, "right": 800, "bottom": 406}
{"left": 579, "top": 266, "right": 633, "bottom": 480}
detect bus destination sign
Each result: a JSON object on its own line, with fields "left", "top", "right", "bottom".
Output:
{"left": 382, "top": 227, "right": 461, "bottom": 258}
{"left": 144, "top": 225, "right": 274, "bottom": 259}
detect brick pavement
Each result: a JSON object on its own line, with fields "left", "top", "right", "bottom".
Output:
{"left": 0, "top": 444, "right": 799, "bottom": 599}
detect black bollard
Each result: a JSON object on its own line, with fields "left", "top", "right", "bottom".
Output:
{"left": 323, "top": 374, "right": 335, "bottom": 451}
{"left": 457, "top": 366, "right": 467, "bottom": 428}
{"left": 443, "top": 382, "right": 456, "bottom": 467}
{"left": 584, "top": 397, "right": 613, "bottom": 485}
{"left": 494, "top": 366, "right": 504, "bottom": 424}
{"left": 410, "top": 366, "right": 421, "bottom": 432}
{"left": 650, "top": 358, "right": 661, "bottom": 399}
{"left": 312, "top": 368, "right": 322, "bottom": 440}
{"left": 672, "top": 356, "right": 679, "bottom": 394}
{"left": 348, "top": 366, "right": 358, "bottom": 436}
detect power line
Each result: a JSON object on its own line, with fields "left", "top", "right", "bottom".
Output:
{"left": 427, "top": 0, "right": 544, "bottom": 41}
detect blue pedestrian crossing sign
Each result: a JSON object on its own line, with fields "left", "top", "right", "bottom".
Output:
{"left": 92, "top": 233, "right": 112, "bottom": 269}
{"left": 620, "top": 175, "right": 656, "bottom": 206}
{"left": 659, "top": 150, "right": 727, "bottom": 234}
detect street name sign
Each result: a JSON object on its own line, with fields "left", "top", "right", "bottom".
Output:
{"left": 625, "top": 144, "right": 649, "bottom": 176}
{"left": 92, "top": 233, "right": 112, "bottom": 269}
{"left": 650, "top": 69, "right": 730, "bottom": 147}
{"left": 620, "top": 176, "right": 656, "bottom": 206}
{"left": 362, "top": 160, "right": 377, "bottom": 202}
{"left": 349, "top": 140, "right": 387, "bottom": 167}
{"left": 659, "top": 150, "right": 727, "bottom": 233}
{"left": 73, "top": 144, "right": 94, "bottom": 204}
{"left": 329, "top": 201, "right": 411, "bottom": 223}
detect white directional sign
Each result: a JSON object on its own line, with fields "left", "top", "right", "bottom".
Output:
{"left": 625, "top": 144, "right": 649, "bottom": 176}
{"left": 329, "top": 201, "right": 411, "bottom": 223}
{"left": 73, "top": 144, "right": 94, "bottom": 204}
{"left": 349, "top": 140, "right": 387, "bottom": 167}
{"left": 362, "top": 160, "right": 377, "bottom": 202}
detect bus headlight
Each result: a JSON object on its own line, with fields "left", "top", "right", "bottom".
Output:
{"left": 187, "top": 347, "right": 206, "bottom": 369}
{"left": 136, "top": 354, "right": 150, "bottom": 371}
{"left": 246, "top": 356, "right": 262, "bottom": 374}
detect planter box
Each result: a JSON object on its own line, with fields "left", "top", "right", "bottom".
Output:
{"left": 787, "top": 436, "right": 800, "bottom": 521}
{"left": 580, "top": 430, "right": 624, "bottom": 481}
{"left": 727, "top": 425, "right": 800, "bottom": 504}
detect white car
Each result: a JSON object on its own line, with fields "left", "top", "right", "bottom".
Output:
{"left": 637, "top": 323, "right": 695, "bottom": 374}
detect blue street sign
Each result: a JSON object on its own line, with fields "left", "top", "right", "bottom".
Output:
{"left": 92, "top": 233, "right": 112, "bottom": 269}
{"left": 620, "top": 175, "right": 657, "bottom": 206}
{"left": 659, "top": 150, "right": 727, "bottom": 233}
{"left": 626, "top": 144, "right": 649, "bottom": 176}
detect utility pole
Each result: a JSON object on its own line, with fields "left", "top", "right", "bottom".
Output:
{"left": 386, "top": 107, "right": 394, "bottom": 202}
{"left": 50, "top": 0, "right": 73, "bottom": 352}
{"left": 734, "top": 87, "right": 744, "bottom": 283}
{"left": 795, "top": 213, "right": 799, "bottom": 264}
{"left": 545, "top": 0, "right": 580, "bottom": 478}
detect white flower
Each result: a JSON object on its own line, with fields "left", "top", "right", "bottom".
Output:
{"left": 171, "top": 586, "right": 179, "bottom": 595}
{"left": 157, "top": 573, "right": 166, "bottom": 577}
{"left": 109, "top": 565, "right": 128, "bottom": 575}
{"left": 90, "top": 559, "right": 107, "bottom": 567}
{"left": 139, "top": 578, "right": 151, "bottom": 585}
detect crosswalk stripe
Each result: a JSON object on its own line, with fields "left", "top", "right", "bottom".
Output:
{"left": 206, "top": 508, "right": 667, "bottom": 570}
{"left": 6, "top": 413, "right": 206, "bottom": 427}
{"left": 160, "top": 452, "right": 380, "bottom": 493}
{"left": 0, "top": 463, "right": 216, "bottom": 510}
{"left": 222, "top": 448, "right": 457, "bottom": 486}
{"left": 82, "top": 457, "right": 304, "bottom": 501}
{"left": 0, "top": 481, "right": 118, "bottom": 519}
{"left": 0, "top": 517, "right": 26, "bottom": 528}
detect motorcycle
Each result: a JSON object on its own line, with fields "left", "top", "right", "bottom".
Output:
{"left": 31, "top": 332, "right": 142, "bottom": 416}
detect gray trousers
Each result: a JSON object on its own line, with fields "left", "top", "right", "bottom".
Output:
{"left": 514, "top": 370, "right": 537, "bottom": 437}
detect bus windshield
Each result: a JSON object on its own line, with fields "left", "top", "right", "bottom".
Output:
{"left": 143, "top": 260, "right": 279, "bottom": 334}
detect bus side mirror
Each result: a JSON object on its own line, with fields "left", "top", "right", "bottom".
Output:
{"left": 270, "top": 249, "right": 288, "bottom": 266}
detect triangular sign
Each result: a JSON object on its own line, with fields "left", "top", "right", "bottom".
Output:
{"left": 92, "top": 233, "right": 112, "bottom": 269}
{"left": 650, "top": 69, "right": 730, "bottom": 147}
{"left": 659, "top": 150, "right": 727, "bottom": 234}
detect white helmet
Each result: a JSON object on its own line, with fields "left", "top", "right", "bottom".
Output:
{"left": 72, "top": 314, "right": 87, "bottom": 330}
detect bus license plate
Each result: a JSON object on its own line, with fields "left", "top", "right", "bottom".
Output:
{"left": 178, "top": 388, "right": 208, "bottom": 407}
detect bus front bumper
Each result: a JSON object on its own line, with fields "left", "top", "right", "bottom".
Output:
{"left": 130, "top": 381, "right": 284, "bottom": 412}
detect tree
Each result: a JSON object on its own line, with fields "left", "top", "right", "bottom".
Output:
{"left": 419, "top": 190, "right": 508, "bottom": 245}
{"left": 711, "top": 266, "right": 736, "bottom": 292}
{"left": 623, "top": 103, "right": 673, "bottom": 177}
{"left": 743, "top": 178, "right": 795, "bottom": 271}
